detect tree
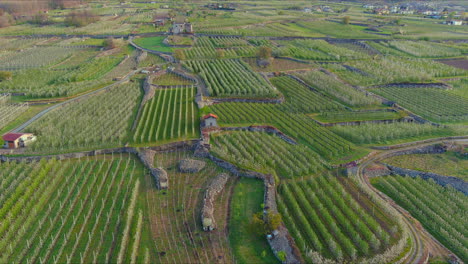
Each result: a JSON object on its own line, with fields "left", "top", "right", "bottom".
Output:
{"left": 266, "top": 210, "right": 281, "bottom": 231}
{"left": 216, "top": 49, "right": 225, "bottom": 59}
{"left": 174, "top": 49, "right": 186, "bottom": 60}
{"left": 104, "top": 37, "right": 116, "bottom": 49}
{"left": 65, "top": 10, "right": 98, "bottom": 27}
{"left": 0, "top": 71, "right": 12, "bottom": 81}
{"left": 343, "top": 16, "right": 350, "bottom": 25}
{"left": 258, "top": 46, "right": 272, "bottom": 59}
{"left": 31, "top": 12, "right": 50, "bottom": 25}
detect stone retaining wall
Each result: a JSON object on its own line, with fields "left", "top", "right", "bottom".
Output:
{"left": 193, "top": 144, "right": 301, "bottom": 263}
{"left": 201, "top": 173, "right": 229, "bottom": 231}
{"left": 220, "top": 125, "right": 297, "bottom": 145}
{"left": 371, "top": 137, "right": 468, "bottom": 150}
{"left": 386, "top": 165, "right": 468, "bottom": 195}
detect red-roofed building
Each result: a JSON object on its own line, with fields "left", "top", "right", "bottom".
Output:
{"left": 2, "top": 133, "right": 36, "bottom": 149}
{"left": 203, "top": 114, "right": 218, "bottom": 127}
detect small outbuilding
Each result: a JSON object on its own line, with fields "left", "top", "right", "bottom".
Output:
{"left": 2, "top": 133, "right": 36, "bottom": 149}
{"left": 203, "top": 113, "right": 218, "bottom": 128}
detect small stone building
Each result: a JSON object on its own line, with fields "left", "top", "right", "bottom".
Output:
{"left": 154, "top": 167, "right": 168, "bottom": 189}
{"left": 171, "top": 22, "right": 193, "bottom": 34}
{"left": 2, "top": 133, "right": 36, "bottom": 149}
{"left": 203, "top": 113, "right": 218, "bottom": 128}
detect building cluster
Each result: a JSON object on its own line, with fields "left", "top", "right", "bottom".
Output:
{"left": 303, "top": 6, "right": 334, "bottom": 13}
{"left": 206, "top": 3, "right": 236, "bottom": 11}
{"left": 364, "top": 3, "right": 465, "bottom": 25}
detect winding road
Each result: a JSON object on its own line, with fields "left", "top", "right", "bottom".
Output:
{"left": 356, "top": 137, "right": 468, "bottom": 263}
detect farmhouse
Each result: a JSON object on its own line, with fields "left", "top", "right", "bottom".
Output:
{"left": 448, "top": 20, "right": 463, "bottom": 26}
{"left": 171, "top": 22, "right": 193, "bottom": 34}
{"left": 2, "top": 133, "right": 36, "bottom": 149}
{"left": 203, "top": 113, "right": 218, "bottom": 127}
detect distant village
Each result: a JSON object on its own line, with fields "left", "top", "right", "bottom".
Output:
{"left": 362, "top": 3, "right": 466, "bottom": 25}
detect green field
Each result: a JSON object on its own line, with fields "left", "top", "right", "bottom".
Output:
{"left": 229, "top": 177, "right": 278, "bottom": 264}
{"left": 133, "top": 37, "right": 173, "bottom": 53}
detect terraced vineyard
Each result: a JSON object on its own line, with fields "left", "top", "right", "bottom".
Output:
{"left": 0, "top": 155, "right": 148, "bottom": 264}
{"left": 133, "top": 86, "right": 198, "bottom": 144}
{"left": 0, "top": 45, "right": 133, "bottom": 97}
{"left": 211, "top": 131, "right": 327, "bottom": 178}
{"left": 372, "top": 175, "right": 468, "bottom": 261}
{"left": 270, "top": 76, "right": 345, "bottom": 112}
{"left": 209, "top": 102, "right": 355, "bottom": 159}
{"left": 0, "top": 95, "right": 28, "bottom": 130}
{"left": 27, "top": 82, "right": 141, "bottom": 152}
{"left": 312, "top": 110, "right": 404, "bottom": 123}
{"left": 152, "top": 73, "right": 195, "bottom": 86}
{"left": 375, "top": 41, "right": 464, "bottom": 58}
{"left": 293, "top": 70, "right": 379, "bottom": 107}
{"left": 278, "top": 175, "right": 401, "bottom": 262}
{"left": 147, "top": 152, "right": 235, "bottom": 263}
{"left": 184, "top": 59, "right": 276, "bottom": 97}
{"left": 330, "top": 122, "right": 467, "bottom": 144}
{"left": 372, "top": 86, "right": 468, "bottom": 123}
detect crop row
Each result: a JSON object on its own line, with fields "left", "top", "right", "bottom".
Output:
{"left": 373, "top": 41, "right": 463, "bottom": 58}
{"left": 184, "top": 59, "right": 276, "bottom": 97}
{"left": 211, "top": 131, "right": 327, "bottom": 178}
{"left": 327, "top": 56, "right": 466, "bottom": 86}
{"left": 372, "top": 87, "right": 468, "bottom": 123}
{"left": 133, "top": 86, "right": 198, "bottom": 143}
{"left": 270, "top": 76, "right": 344, "bottom": 112}
{"left": 27, "top": 81, "right": 141, "bottom": 152}
{"left": 0, "top": 46, "right": 78, "bottom": 70}
{"left": 0, "top": 95, "right": 28, "bottom": 130}
{"left": 209, "top": 102, "right": 353, "bottom": 159}
{"left": 330, "top": 122, "right": 467, "bottom": 144}
{"left": 372, "top": 175, "right": 467, "bottom": 261}
{"left": 293, "top": 71, "right": 379, "bottom": 106}
{"left": 195, "top": 36, "right": 249, "bottom": 48}
{"left": 278, "top": 175, "right": 395, "bottom": 262}
{"left": 0, "top": 155, "right": 147, "bottom": 264}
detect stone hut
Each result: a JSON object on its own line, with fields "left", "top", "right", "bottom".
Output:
{"left": 203, "top": 113, "right": 218, "bottom": 128}
{"left": 154, "top": 167, "right": 168, "bottom": 189}
{"left": 202, "top": 173, "right": 229, "bottom": 231}
{"left": 179, "top": 159, "right": 206, "bottom": 173}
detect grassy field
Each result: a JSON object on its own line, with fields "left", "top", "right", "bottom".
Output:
{"left": 382, "top": 151, "right": 468, "bottom": 181}
{"left": 133, "top": 37, "right": 173, "bottom": 53}
{"left": 229, "top": 177, "right": 278, "bottom": 264}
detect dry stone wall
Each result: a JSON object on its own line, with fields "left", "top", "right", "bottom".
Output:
{"left": 201, "top": 173, "right": 229, "bottom": 231}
